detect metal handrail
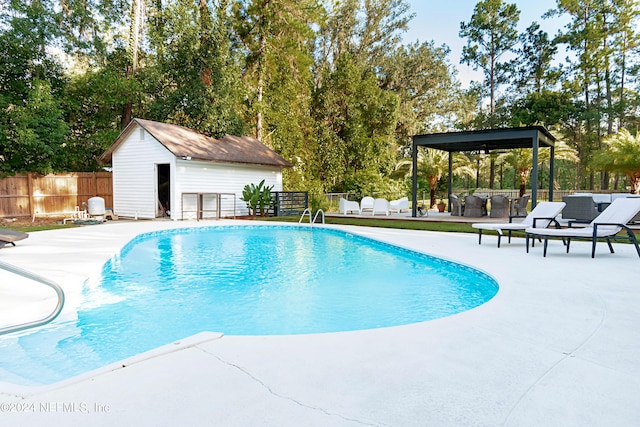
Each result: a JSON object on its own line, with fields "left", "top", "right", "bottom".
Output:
{"left": 298, "top": 208, "right": 312, "bottom": 224}
{"left": 0, "top": 260, "right": 65, "bottom": 336}
{"left": 313, "top": 209, "right": 325, "bottom": 224}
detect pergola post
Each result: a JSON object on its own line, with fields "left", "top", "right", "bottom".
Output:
{"left": 411, "top": 138, "right": 418, "bottom": 217}
{"left": 549, "top": 145, "right": 555, "bottom": 201}
{"left": 448, "top": 153, "right": 453, "bottom": 212}
{"left": 531, "top": 133, "right": 539, "bottom": 207}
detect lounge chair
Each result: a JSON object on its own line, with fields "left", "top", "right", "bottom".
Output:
{"left": 0, "top": 229, "right": 29, "bottom": 248}
{"left": 339, "top": 198, "right": 361, "bottom": 215}
{"left": 389, "top": 197, "right": 409, "bottom": 213}
{"left": 360, "top": 196, "right": 374, "bottom": 214}
{"left": 525, "top": 197, "right": 640, "bottom": 258}
{"left": 472, "top": 201, "right": 566, "bottom": 247}
{"left": 372, "top": 198, "right": 390, "bottom": 216}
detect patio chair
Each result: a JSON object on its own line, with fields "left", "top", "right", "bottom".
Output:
{"left": 339, "top": 198, "right": 361, "bottom": 215}
{"left": 463, "top": 195, "right": 486, "bottom": 217}
{"left": 360, "top": 196, "right": 374, "bottom": 214}
{"left": 472, "top": 201, "right": 566, "bottom": 247}
{"left": 510, "top": 194, "right": 529, "bottom": 216}
{"left": 449, "top": 194, "right": 464, "bottom": 216}
{"left": 489, "top": 195, "right": 510, "bottom": 218}
{"left": 389, "top": 197, "right": 409, "bottom": 213}
{"left": 372, "top": 198, "right": 390, "bottom": 216}
{"left": 561, "top": 195, "right": 599, "bottom": 223}
{"left": 525, "top": 197, "right": 640, "bottom": 258}
{"left": 0, "top": 229, "right": 29, "bottom": 248}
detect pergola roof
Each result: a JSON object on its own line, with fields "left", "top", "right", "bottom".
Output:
{"left": 411, "top": 127, "right": 558, "bottom": 217}
{"left": 412, "top": 126, "right": 557, "bottom": 153}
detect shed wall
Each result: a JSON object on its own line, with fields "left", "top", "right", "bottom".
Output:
{"left": 112, "top": 127, "right": 175, "bottom": 219}
{"left": 173, "top": 160, "right": 283, "bottom": 219}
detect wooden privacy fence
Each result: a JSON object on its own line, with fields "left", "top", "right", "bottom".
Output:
{"left": 0, "top": 172, "right": 113, "bottom": 219}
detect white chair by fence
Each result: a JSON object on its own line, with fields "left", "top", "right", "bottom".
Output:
{"left": 372, "top": 198, "right": 390, "bottom": 216}
{"left": 339, "top": 198, "right": 361, "bottom": 215}
{"left": 360, "top": 196, "right": 375, "bottom": 214}
{"left": 389, "top": 197, "right": 409, "bottom": 213}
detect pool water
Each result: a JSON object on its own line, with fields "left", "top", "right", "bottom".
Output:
{"left": 0, "top": 226, "right": 498, "bottom": 386}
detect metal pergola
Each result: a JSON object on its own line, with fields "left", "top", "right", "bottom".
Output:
{"left": 411, "top": 127, "right": 557, "bottom": 217}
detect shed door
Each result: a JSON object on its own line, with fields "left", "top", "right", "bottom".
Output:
{"left": 157, "top": 163, "right": 171, "bottom": 218}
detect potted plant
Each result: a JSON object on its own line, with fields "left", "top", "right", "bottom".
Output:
{"left": 436, "top": 198, "right": 447, "bottom": 213}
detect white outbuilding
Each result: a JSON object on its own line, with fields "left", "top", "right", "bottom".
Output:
{"left": 101, "top": 118, "right": 292, "bottom": 220}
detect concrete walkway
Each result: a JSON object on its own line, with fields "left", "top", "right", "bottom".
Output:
{"left": 0, "top": 220, "right": 639, "bottom": 426}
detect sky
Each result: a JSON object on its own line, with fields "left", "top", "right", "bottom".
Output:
{"left": 403, "top": 0, "right": 570, "bottom": 88}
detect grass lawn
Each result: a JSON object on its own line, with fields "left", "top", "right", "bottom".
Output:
{"left": 264, "top": 215, "right": 478, "bottom": 233}
{"left": 3, "top": 214, "right": 637, "bottom": 243}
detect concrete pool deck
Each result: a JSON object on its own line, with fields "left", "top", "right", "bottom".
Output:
{"left": 0, "top": 219, "right": 639, "bottom": 426}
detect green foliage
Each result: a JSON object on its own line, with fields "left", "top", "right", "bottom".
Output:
{"left": 459, "top": 0, "right": 520, "bottom": 116}
{"left": 0, "top": 80, "right": 68, "bottom": 174}
{"left": 147, "top": 0, "right": 246, "bottom": 137}
{"left": 592, "top": 129, "right": 640, "bottom": 193}
{"left": 513, "top": 22, "right": 560, "bottom": 93}
{"left": 395, "top": 149, "right": 475, "bottom": 208}
{"left": 2, "top": 0, "right": 640, "bottom": 199}
{"left": 312, "top": 53, "right": 399, "bottom": 192}
{"left": 241, "top": 179, "right": 274, "bottom": 216}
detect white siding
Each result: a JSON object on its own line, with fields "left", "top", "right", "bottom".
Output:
{"left": 112, "top": 127, "right": 175, "bottom": 219}
{"left": 112, "top": 124, "right": 285, "bottom": 220}
{"left": 173, "top": 160, "right": 282, "bottom": 219}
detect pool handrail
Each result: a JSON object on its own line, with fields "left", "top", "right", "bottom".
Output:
{"left": 298, "top": 208, "right": 325, "bottom": 225}
{"left": 313, "top": 209, "right": 325, "bottom": 224}
{"left": 0, "top": 260, "right": 65, "bottom": 336}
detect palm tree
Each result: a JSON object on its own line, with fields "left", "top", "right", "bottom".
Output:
{"left": 497, "top": 141, "right": 579, "bottom": 196}
{"left": 591, "top": 129, "right": 640, "bottom": 194}
{"left": 395, "top": 148, "right": 474, "bottom": 208}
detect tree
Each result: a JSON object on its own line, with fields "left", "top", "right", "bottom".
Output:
{"left": 146, "top": 0, "right": 246, "bottom": 137}
{"left": 0, "top": 1, "right": 68, "bottom": 174}
{"left": 551, "top": 0, "right": 640, "bottom": 189}
{"left": 379, "top": 41, "right": 464, "bottom": 152}
{"left": 395, "top": 148, "right": 474, "bottom": 208}
{"left": 497, "top": 141, "right": 579, "bottom": 196}
{"left": 233, "top": 0, "right": 320, "bottom": 141}
{"left": 0, "top": 80, "right": 68, "bottom": 174}
{"left": 312, "top": 53, "right": 400, "bottom": 192}
{"left": 591, "top": 129, "right": 640, "bottom": 194}
{"left": 459, "top": 0, "right": 520, "bottom": 190}
{"left": 315, "top": 0, "right": 412, "bottom": 74}
{"left": 459, "top": 0, "right": 520, "bottom": 119}
{"left": 513, "top": 22, "right": 559, "bottom": 94}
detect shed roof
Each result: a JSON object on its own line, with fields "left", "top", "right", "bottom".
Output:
{"left": 101, "top": 118, "right": 292, "bottom": 168}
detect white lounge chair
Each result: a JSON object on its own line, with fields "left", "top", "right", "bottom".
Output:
{"left": 372, "top": 198, "right": 390, "bottom": 216}
{"left": 389, "top": 197, "right": 409, "bottom": 213}
{"left": 360, "top": 196, "right": 374, "bottom": 214}
{"left": 472, "top": 201, "right": 566, "bottom": 247}
{"left": 339, "top": 198, "right": 361, "bottom": 215}
{"left": 525, "top": 197, "right": 640, "bottom": 258}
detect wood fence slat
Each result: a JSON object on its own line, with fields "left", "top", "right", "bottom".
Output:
{"left": 0, "top": 173, "right": 113, "bottom": 218}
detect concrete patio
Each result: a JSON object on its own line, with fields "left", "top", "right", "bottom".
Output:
{"left": 0, "top": 219, "right": 639, "bottom": 426}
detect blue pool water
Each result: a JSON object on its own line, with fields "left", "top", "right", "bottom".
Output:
{"left": 0, "top": 226, "right": 498, "bottom": 386}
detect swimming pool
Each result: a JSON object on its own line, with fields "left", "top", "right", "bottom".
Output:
{"left": 0, "top": 225, "right": 498, "bottom": 386}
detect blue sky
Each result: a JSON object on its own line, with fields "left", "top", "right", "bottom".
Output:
{"left": 403, "top": 0, "right": 570, "bottom": 87}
